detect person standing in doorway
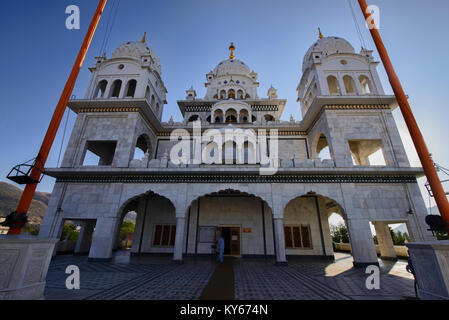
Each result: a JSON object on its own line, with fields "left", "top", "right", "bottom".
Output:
{"left": 218, "top": 233, "right": 225, "bottom": 263}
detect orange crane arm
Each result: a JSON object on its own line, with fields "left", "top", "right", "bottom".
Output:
{"left": 358, "top": 0, "right": 449, "bottom": 224}
{"left": 7, "top": 0, "right": 108, "bottom": 234}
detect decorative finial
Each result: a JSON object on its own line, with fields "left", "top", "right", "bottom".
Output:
{"left": 141, "top": 32, "right": 147, "bottom": 43}
{"left": 318, "top": 28, "right": 323, "bottom": 39}
{"left": 229, "top": 42, "right": 235, "bottom": 59}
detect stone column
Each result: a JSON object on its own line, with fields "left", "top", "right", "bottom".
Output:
{"left": 118, "top": 81, "right": 126, "bottom": 98}
{"left": 74, "top": 220, "right": 95, "bottom": 255}
{"left": 131, "top": 197, "right": 147, "bottom": 254}
{"left": 373, "top": 221, "right": 397, "bottom": 260}
{"left": 354, "top": 76, "right": 363, "bottom": 95}
{"left": 273, "top": 218, "right": 287, "bottom": 266}
{"left": 88, "top": 217, "right": 119, "bottom": 261}
{"left": 173, "top": 216, "right": 186, "bottom": 263}
{"left": 337, "top": 75, "right": 346, "bottom": 95}
{"left": 346, "top": 219, "right": 378, "bottom": 267}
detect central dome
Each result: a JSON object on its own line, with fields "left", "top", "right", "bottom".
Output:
{"left": 213, "top": 58, "right": 252, "bottom": 77}
{"left": 302, "top": 36, "right": 355, "bottom": 72}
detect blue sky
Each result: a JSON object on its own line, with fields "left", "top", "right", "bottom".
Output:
{"left": 0, "top": 0, "right": 448, "bottom": 209}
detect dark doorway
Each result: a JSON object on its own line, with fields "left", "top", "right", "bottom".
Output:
{"left": 216, "top": 226, "right": 241, "bottom": 256}
{"left": 221, "top": 227, "right": 231, "bottom": 254}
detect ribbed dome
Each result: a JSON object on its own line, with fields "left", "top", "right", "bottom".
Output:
{"left": 302, "top": 36, "right": 355, "bottom": 72}
{"left": 213, "top": 59, "right": 252, "bottom": 77}
{"left": 112, "top": 41, "right": 162, "bottom": 74}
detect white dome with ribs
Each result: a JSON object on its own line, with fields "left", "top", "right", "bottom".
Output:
{"left": 302, "top": 36, "right": 355, "bottom": 72}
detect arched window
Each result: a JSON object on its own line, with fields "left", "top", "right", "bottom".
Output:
{"left": 203, "top": 142, "right": 219, "bottom": 164}
{"left": 239, "top": 109, "right": 249, "bottom": 123}
{"left": 188, "top": 115, "right": 199, "bottom": 122}
{"left": 343, "top": 75, "right": 356, "bottom": 94}
{"left": 110, "top": 80, "right": 122, "bottom": 98}
{"left": 251, "top": 115, "right": 257, "bottom": 123}
{"left": 327, "top": 76, "right": 340, "bottom": 95}
{"left": 264, "top": 114, "right": 275, "bottom": 122}
{"left": 237, "top": 90, "right": 244, "bottom": 99}
{"left": 359, "top": 75, "right": 372, "bottom": 94}
{"left": 222, "top": 141, "right": 237, "bottom": 164}
{"left": 145, "top": 86, "right": 150, "bottom": 100}
{"left": 312, "top": 132, "right": 332, "bottom": 160}
{"left": 133, "top": 134, "right": 151, "bottom": 160}
{"left": 214, "top": 109, "right": 223, "bottom": 123}
{"left": 125, "top": 79, "right": 137, "bottom": 98}
{"left": 225, "top": 109, "right": 237, "bottom": 123}
{"left": 220, "top": 90, "right": 226, "bottom": 99}
{"left": 244, "top": 141, "right": 256, "bottom": 164}
{"left": 206, "top": 115, "right": 211, "bottom": 123}
{"left": 245, "top": 93, "right": 251, "bottom": 99}
{"left": 313, "top": 83, "right": 318, "bottom": 96}
{"left": 228, "top": 89, "right": 235, "bottom": 99}
{"left": 308, "top": 92, "right": 313, "bottom": 105}
{"left": 94, "top": 80, "right": 108, "bottom": 98}
{"left": 156, "top": 103, "right": 160, "bottom": 115}
{"left": 150, "top": 95, "right": 155, "bottom": 108}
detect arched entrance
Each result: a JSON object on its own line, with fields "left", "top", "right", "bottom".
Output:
{"left": 283, "top": 192, "right": 348, "bottom": 260}
{"left": 185, "top": 189, "right": 275, "bottom": 258}
{"left": 117, "top": 191, "right": 177, "bottom": 257}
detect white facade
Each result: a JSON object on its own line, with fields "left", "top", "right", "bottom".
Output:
{"left": 39, "top": 36, "right": 434, "bottom": 266}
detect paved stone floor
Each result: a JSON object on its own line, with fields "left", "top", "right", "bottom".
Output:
{"left": 44, "top": 251, "right": 416, "bottom": 300}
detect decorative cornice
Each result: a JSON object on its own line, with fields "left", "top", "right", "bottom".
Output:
{"left": 277, "top": 131, "right": 306, "bottom": 136}
{"left": 251, "top": 105, "right": 279, "bottom": 111}
{"left": 56, "top": 173, "right": 417, "bottom": 184}
{"left": 323, "top": 104, "right": 390, "bottom": 110}
{"left": 184, "top": 105, "right": 212, "bottom": 112}
{"left": 156, "top": 130, "right": 306, "bottom": 137}
{"left": 79, "top": 107, "right": 140, "bottom": 113}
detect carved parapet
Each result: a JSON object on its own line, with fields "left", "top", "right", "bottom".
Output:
{"left": 0, "top": 236, "right": 58, "bottom": 300}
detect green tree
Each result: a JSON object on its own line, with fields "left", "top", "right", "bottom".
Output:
{"left": 60, "top": 224, "right": 79, "bottom": 242}
{"left": 119, "top": 220, "right": 135, "bottom": 241}
{"left": 330, "top": 223, "right": 349, "bottom": 243}
{"left": 22, "top": 224, "right": 40, "bottom": 236}
{"left": 389, "top": 227, "right": 410, "bottom": 245}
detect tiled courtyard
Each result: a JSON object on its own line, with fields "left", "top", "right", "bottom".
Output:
{"left": 44, "top": 251, "right": 416, "bottom": 300}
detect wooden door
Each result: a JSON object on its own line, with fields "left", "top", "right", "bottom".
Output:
{"left": 229, "top": 227, "right": 240, "bottom": 255}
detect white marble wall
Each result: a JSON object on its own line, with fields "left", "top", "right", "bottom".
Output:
{"left": 39, "top": 180, "right": 434, "bottom": 263}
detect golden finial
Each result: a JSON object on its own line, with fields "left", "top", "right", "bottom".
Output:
{"left": 318, "top": 28, "right": 323, "bottom": 39}
{"left": 141, "top": 32, "right": 147, "bottom": 43}
{"left": 229, "top": 42, "right": 235, "bottom": 59}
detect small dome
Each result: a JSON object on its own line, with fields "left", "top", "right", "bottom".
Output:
{"left": 213, "top": 59, "right": 252, "bottom": 77}
{"left": 112, "top": 41, "right": 162, "bottom": 74}
{"left": 302, "top": 36, "right": 355, "bottom": 72}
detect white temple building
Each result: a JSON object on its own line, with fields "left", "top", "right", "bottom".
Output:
{"left": 39, "top": 33, "right": 434, "bottom": 266}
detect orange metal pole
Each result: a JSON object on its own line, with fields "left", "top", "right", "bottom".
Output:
{"left": 7, "top": 0, "right": 108, "bottom": 234}
{"left": 357, "top": 0, "right": 449, "bottom": 224}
